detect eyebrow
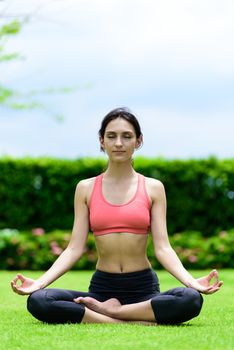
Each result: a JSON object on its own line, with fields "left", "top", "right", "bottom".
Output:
{"left": 105, "top": 130, "right": 134, "bottom": 134}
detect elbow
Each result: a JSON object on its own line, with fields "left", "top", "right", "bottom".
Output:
{"left": 154, "top": 245, "right": 173, "bottom": 261}
{"left": 66, "top": 245, "right": 85, "bottom": 260}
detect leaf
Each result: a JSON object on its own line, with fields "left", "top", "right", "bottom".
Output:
{"left": 0, "top": 52, "right": 23, "bottom": 62}
{"left": 0, "top": 20, "right": 22, "bottom": 37}
{"left": 8, "top": 101, "right": 44, "bottom": 110}
{"left": 0, "top": 85, "right": 15, "bottom": 103}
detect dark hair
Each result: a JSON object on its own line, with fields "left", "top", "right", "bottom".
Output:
{"left": 98, "top": 107, "right": 143, "bottom": 152}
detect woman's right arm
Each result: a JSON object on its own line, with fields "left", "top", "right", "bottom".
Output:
{"left": 11, "top": 180, "right": 90, "bottom": 295}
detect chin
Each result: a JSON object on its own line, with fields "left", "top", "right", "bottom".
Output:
{"left": 111, "top": 156, "right": 132, "bottom": 163}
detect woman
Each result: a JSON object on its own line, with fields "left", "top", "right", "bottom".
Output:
{"left": 11, "top": 107, "right": 223, "bottom": 325}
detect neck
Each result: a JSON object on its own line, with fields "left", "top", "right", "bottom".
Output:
{"left": 104, "top": 160, "right": 136, "bottom": 179}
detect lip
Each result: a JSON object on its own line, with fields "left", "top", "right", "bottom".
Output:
{"left": 113, "top": 151, "right": 126, "bottom": 153}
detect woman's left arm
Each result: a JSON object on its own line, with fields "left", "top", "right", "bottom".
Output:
{"left": 149, "top": 178, "right": 223, "bottom": 294}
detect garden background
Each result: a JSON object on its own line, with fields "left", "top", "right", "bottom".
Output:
{"left": 0, "top": 156, "right": 234, "bottom": 271}
{"left": 0, "top": 1, "right": 234, "bottom": 349}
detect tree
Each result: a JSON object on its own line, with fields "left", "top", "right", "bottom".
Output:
{"left": 0, "top": 20, "right": 25, "bottom": 109}
{"left": 0, "top": 18, "right": 77, "bottom": 121}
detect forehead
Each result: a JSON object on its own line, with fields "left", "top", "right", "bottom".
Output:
{"left": 105, "top": 117, "right": 135, "bottom": 133}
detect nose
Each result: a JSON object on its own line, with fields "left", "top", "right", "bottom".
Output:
{"left": 115, "top": 136, "right": 123, "bottom": 147}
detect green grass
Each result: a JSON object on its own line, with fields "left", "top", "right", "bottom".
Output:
{"left": 1, "top": 269, "right": 233, "bottom": 350}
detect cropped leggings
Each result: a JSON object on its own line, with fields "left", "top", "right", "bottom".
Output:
{"left": 27, "top": 269, "right": 203, "bottom": 325}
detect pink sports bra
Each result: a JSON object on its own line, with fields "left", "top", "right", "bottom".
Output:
{"left": 89, "top": 173, "right": 151, "bottom": 236}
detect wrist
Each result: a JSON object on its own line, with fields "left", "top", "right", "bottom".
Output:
{"left": 35, "top": 279, "right": 46, "bottom": 289}
{"left": 184, "top": 277, "right": 196, "bottom": 288}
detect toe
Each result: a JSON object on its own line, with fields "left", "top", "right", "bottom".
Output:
{"left": 73, "top": 297, "right": 84, "bottom": 303}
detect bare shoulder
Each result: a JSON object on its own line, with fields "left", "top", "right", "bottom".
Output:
{"left": 75, "top": 176, "right": 97, "bottom": 203}
{"left": 144, "top": 176, "right": 166, "bottom": 202}
{"left": 145, "top": 176, "right": 165, "bottom": 191}
{"left": 76, "top": 177, "right": 96, "bottom": 189}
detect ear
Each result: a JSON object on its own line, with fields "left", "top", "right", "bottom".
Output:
{"left": 135, "top": 135, "right": 143, "bottom": 149}
{"left": 99, "top": 136, "right": 105, "bottom": 151}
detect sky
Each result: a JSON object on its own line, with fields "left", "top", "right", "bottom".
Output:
{"left": 0, "top": 0, "right": 233, "bottom": 160}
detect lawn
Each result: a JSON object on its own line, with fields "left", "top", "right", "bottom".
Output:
{"left": 0, "top": 269, "right": 233, "bottom": 350}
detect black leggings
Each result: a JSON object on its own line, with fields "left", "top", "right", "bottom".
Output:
{"left": 27, "top": 269, "right": 203, "bottom": 325}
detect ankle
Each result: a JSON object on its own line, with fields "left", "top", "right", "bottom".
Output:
{"left": 108, "top": 305, "right": 121, "bottom": 318}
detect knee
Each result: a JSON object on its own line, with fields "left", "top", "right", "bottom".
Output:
{"left": 27, "top": 289, "right": 50, "bottom": 322}
{"left": 184, "top": 288, "right": 203, "bottom": 317}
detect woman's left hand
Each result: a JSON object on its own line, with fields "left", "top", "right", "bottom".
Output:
{"left": 189, "top": 269, "right": 223, "bottom": 294}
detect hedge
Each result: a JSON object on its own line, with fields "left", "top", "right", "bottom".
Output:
{"left": 1, "top": 228, "right": 233, "bottom": 270}
{"left": 0, "top": 156, "right": 234, "bottom": 236}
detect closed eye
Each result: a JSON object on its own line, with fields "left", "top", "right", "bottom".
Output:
{"left": 105, "top": 132, "right": 134, "bottom": 139}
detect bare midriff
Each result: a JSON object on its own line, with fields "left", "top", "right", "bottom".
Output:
{"left": 95, "top": 232, "right": 152, "bottom": 273}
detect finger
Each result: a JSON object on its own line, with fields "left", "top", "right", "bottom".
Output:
{"left": 17, "top": 274, "right": 25, "bottom": 282}
{"left": 10, "top": 278, "right": 26, "bottom": 294}
{"left": 11, "top": 275, "right": 22, "bottom": 289}
{"left": 11, "top": 284, "right": 21, "bottom": 294}
{"left": 10, "top": 279, "right": 19, "bottom": 291}
{"left": 212, "top": 272, "right": 222, "bottom": 288}
{"left": 204, "top": 281, "right": 223, "bottom": 294}
{"left": 10, "top": 281, "right": 17, "bottom": 292}
{"left": 199, "top": 285, "right": 213, "bottom": 293}
{"left": 11, "top": 283, "right": 21, "bottom": 293}
{"left": 11, "top": 276, "right": 20, "bottom": 285}
{"left": 11, "top": 277, "right": 19, "bottom": 287}
{"left": 201, "top": 288, "right": 216, "bottom": 295}
{"left": 208, "top": 269, "right": 218, "bottom": 281}
{"left": 13, "top": 285, "right": 27, "bottom": 295}
{"left": 208, "top": 270, "right": 219, "bottom": 286}
{"left": 205, "top": 287, "right": 220, "bottom": 294}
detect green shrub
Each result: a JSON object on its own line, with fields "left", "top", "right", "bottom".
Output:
{"left": 1, "top": 228, "right": 233, "bottom": 270}
{"left": 148, "top": 229, "right": 234, "bottom": 269}
{"left": 0, "top": 156, "right": 234, "bottom": 235}
{"left": 0, "top": 157, "right": 106, "bottom": 230}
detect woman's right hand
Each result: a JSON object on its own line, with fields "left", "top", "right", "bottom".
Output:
{"left": 11, "top": 274, "right": 42, "bottom": 295}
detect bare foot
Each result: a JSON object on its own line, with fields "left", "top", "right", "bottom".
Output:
{"left": 73, "top": 297, "right": 121, "bottom": 317}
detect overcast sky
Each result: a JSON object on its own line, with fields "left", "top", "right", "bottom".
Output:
{"left": 0, "top": 0, "right": 233, "bottom": 159}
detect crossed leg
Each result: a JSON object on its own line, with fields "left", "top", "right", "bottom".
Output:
{"left": 76, "top": 287, "right": 203, "bottom": 325}
{"left": 27, "top": 287, "right": 203, "bottom": 325}
{"left": 76, "top": 297, "right": 155, "bottom": 322}
{"left": 27, "top": 288, "right": 155, "bottom": 325}
{"left": 81, "top": 306, "right": 124, "bottom": 323}
{"left": 82, "top": 307, "right": 156, "bottom": 325}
